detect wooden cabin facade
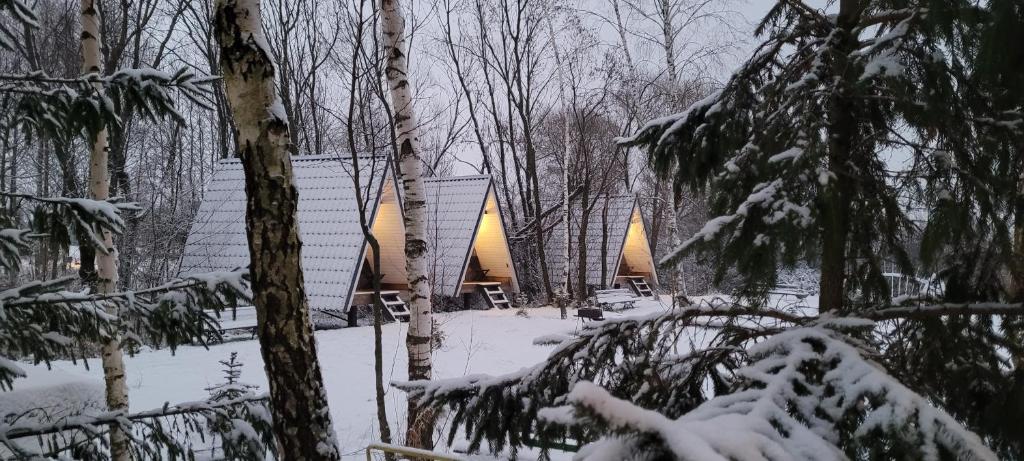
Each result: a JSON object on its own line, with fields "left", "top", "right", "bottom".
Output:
{"left": 180, "top": 155, "right": 520, "bottom": 322}
{"left": 422, "top": 176, "right": 519, "bottom": 308}
{"left": 543, "top": 195, "right": 659, "bottom": 297}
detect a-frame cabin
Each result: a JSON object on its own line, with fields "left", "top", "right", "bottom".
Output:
{"left": 422, "top": 176, "right": 520, "bottom": 308}
{"left": 180, "top": 156, "right": 521, "bottom": 322}
{"left": 544, "top": 195, "right": 659, "bottom": 297}
{"left": 179, "top": 154, "right": 408, "bottom": 321}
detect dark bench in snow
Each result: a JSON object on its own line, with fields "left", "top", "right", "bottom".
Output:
{"left": 576, "top": 307, "right": 605, "bottom": 321}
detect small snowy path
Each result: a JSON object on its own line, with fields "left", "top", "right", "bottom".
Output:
{"left": 15, "top": 298, "right": 676, "bottom": 458}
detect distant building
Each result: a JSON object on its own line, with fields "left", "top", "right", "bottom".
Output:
{"left": 180, "top": 155, "right": 519, "bottom": 323}
{"left": 544, "top": 195, "right": 658, "bottom": 296}
{"left": 421, "top": 176, "right": 519, "bottom": 308}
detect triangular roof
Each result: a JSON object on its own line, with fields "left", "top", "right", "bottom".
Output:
{"left": 179, "top": 154, "right": 393, "bottom": 311}
{"left": 423, "top": 175, "right": 518, "bottom": 297}
{"left": 543, "top": 195, "right": 655, "bottom": 288}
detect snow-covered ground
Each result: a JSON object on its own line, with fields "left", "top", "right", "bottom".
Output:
{"left": 11, "top": 298, "right": 679, "bottom": 458}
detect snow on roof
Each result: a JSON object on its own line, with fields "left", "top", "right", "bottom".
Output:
{"left": 423, "top": 175, "right": 492, "bottom": 297}
{"left": 179, "top": 154, "right": 391, "bottom": 311}
{"left": 543, "top": 195, "right": 646, "bottom": 288}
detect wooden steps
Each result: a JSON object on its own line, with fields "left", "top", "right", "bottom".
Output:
{"left": 379, "top": 291, "right": 410, "bottom": 321}
{"left": 625, "top": 276, "right": 654, "bottom": 298}
{"left": 478, "top": 283, "right": 511, "bottom": 309}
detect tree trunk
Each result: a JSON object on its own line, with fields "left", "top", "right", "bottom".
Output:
{"left": 80, "top": 2, "right": 130, "bottom": 460}
{"left": 214, "top": 1, "right": 340, "bottom": 458}
{"left": 601, "top": 197, "right": 610, "bottom": 289}
{"left": 664, "top": 184, "right": 681, "bottom": 293}
{"left": 819, "top": 0, "right": 860, "bottom": 313}
{"left": 561, "top": 146, "right": 571, "bottom": 316}
{"left": 1013, "top": 163, "right": 1024, "bottom": 302}
{"left": 547, "top": 16, "right": 571, "bottom": 317}
{"left": 345, "top": 65, "right": 392, "bottom": 451}
{"left": 369, "top": 238, "right": 394, "bottom": 457}
{"left": 611, "top": 0, "right": 635, "bottom": 70}
{"left": 659, "top": 0, "right": 678, "bottom": 84}
{"left": 379, "top": 0, "right": 435, "bottom": 448}
{"left": 576, "top": 182, "right": 591, "bottom": 303}
{"left": 658, "top": 0, "right": 684, "bottom": 296}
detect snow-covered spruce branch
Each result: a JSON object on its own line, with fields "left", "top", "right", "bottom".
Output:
{"left": 0, "top": 276, "right": 113, "bottom": 390}
{"left": 1, "top": 394, "right": 266, "bottom": 438}
{"left": 397, "top": 300, "right": 809, "bottom": 454}
{"left": 400, "top": 296, "right": 1023, "bottom": 457}
{"left": 0, "top": 228, "right": 32, "bottom": 271}
{"left": 0, "top": 394, "right": 273, "bottom": 460}
{"left": 777, "top": 0, "right": 833, "bottom": 32}
{"left": 0, "top": 269, "right": 251, "bottom": 390}
{"left": 1, "top": 194, "right": 140, "bottom": 256}
{"left": 2, "top": 268, "right": 251, "bottom": 308}
{"left": 858, "top": 8, "right": 919, "bottom": 28}
{"left": 539, "top": 322, "right": 997, "bottom": 461}
{"left": 866, "top": 301, "right": 1024, "bottom": 320}
{"left": 0, "top": 67, "right": 214, "bottom": 140}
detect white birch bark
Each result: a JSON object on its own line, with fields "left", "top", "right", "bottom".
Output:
{"left": 658, "top": 0, "right": 679, "bottom": 84}
{"left": 380, "top": 0, "right": 434, "bottom": 448}
{"left": 547, "top": 17, "right": 572, "bottom": 318}
{"left": 611, "top": 0, "right": 635, "bottom": 70}
{"left": 659, "top": 0, "right": 684, "bottom": 296}
{"left": 214, "top": 0, "right": 341, "bottom": 457}
{"left": 81, "top": 2, "right": 129, "bottom": 460}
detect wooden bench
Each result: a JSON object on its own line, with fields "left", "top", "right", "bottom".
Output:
{"left": 769, "top": 283, "right": 809, "bottom": 299}
{"left": 207, "top": 306, "right": 259, "bottom": 342}
{"left": 594, "top": 288, "right": 638, "bottom": 311}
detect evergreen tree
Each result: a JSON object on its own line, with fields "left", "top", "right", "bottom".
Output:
{"left": 399, "top": 1, "right": 1024, "bottom": 459}
{"left": 617, "top": 0, "right": 1005, "bottom": 312}
{"left": 0, "top": 191, "right": 275, "bottom": 460}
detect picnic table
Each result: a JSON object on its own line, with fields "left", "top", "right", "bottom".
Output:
{"left": 594, "top": 288, "right": 639, "bottom": 311}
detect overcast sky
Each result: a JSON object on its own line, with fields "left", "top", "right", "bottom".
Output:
{"left": 442, "top": 0, "right": 838, "bottom": 175}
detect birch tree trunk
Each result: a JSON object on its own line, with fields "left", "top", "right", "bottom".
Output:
{"left": 658, "top": 0, "right": 679, "bottom": 84}
{"left": 80, "top": 3, "right": 129, "bottom": 460}
{"left": 547, "top": 17, "right": 571, "bottom": 318}
{"left": 658, "top": 0, "right": 683, "bottom": 296}
{"left": 611, "top": 0, "right": 634, "bottom": 70}
{"left": 379, "top": 0, "right": 435, "bottom": 448}
{"left": 214, "top": 1, "right": 340, "bottom": 458}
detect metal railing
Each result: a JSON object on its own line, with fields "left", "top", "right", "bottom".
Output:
{"left": 364, "top": 442, "right": 463, "bottom": 461}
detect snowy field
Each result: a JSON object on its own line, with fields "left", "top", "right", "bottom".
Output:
{"left": 11, "top": 297, "right": 688, "bottom": 459}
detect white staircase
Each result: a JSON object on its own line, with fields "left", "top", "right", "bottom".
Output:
{"left": 379, "top": 291, "right": 410, "bottom": 321}
{"left": 625, "top": 276, "right": 654, "bottom": 298}
{"left": 479, "top": 283, "right": 511, "bottom": 309}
